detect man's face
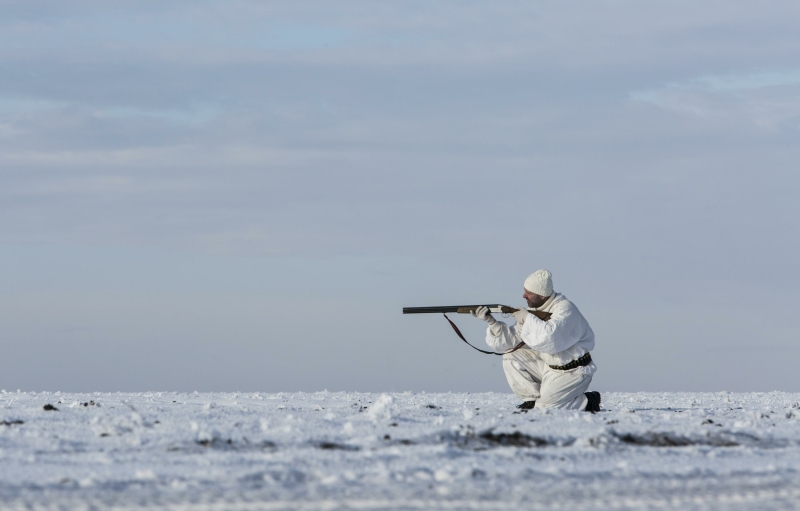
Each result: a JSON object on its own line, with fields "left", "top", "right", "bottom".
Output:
{"left": 523, "top": 288, "right": 549, "bottom": 309}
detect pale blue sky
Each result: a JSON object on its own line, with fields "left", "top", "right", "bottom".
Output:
{"left": 1, "top": 1, "right": 799, "bottom": 392}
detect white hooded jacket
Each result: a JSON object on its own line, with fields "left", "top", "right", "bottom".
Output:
{"left": 486, "top": 292, "right": 596, "bottom": 375}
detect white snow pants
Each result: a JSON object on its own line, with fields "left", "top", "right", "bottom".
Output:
{"left": 502, "top": 348, "right": 592, "bottom": 410}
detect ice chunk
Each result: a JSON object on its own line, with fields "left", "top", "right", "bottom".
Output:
{"left": 367, "top": 394, "right": 394, "bottom": 422}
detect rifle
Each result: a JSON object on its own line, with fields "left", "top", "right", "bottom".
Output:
{"left": 403, "top": 304, "right": 552, "bottom": 356}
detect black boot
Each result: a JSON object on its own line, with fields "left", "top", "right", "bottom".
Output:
{"left": 584, "top": 391, "right": 601, "bottom": 413}
{"left": 516, "top": 400, "right": 536, "bottom": 410}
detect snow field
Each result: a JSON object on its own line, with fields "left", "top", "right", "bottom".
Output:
{"left": 1, "top": 391, "right": 800, "bottom": 510}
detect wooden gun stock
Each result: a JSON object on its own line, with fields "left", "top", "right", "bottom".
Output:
{"left": 455, "top": 306, "right": 551, "bottom": 321}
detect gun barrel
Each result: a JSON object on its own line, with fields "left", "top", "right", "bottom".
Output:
{"left": 402, "top": 304, "right": 510, "bottom": 314}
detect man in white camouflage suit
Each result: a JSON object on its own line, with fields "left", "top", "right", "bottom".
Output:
{"left": 471, "top": 269, "right": 600, "bottom": 412}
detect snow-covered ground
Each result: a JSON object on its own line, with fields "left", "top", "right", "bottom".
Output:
{"left": 1, "top": 391, "right": 800, "bottom": 510}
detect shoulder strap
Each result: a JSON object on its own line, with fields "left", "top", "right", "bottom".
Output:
{"left": 442, "top": 314, "right": 527, "bottom": 356}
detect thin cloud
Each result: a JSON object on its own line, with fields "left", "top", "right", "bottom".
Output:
{"left": 94, "top": 104, "right": 221, "bottom": 125}
{"left": 630, "top": 70, "right": 800, "bottom": 129}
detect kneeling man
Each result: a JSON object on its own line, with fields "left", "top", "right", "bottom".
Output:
{"left": 472, "top": 269, "right": 600, "bottom": 412}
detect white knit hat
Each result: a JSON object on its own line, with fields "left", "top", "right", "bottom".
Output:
{"left": 524, "top": 269, "right": 553, "bottom": 297}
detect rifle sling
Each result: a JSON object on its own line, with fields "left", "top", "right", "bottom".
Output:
{"left": 442, "top": 314, "right": 527, "bottom": 356}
